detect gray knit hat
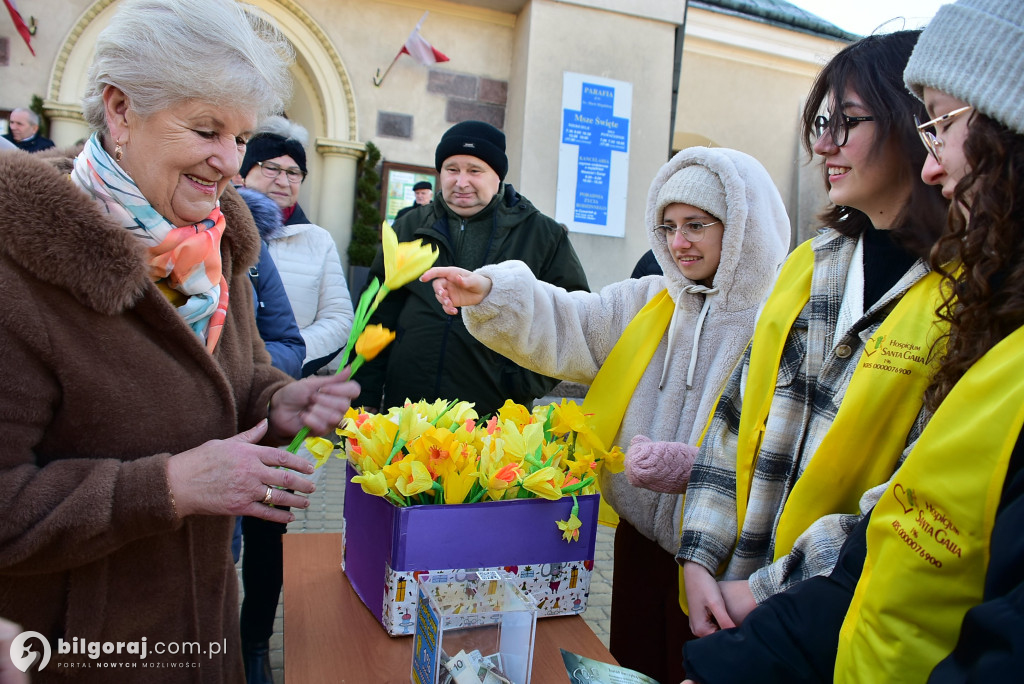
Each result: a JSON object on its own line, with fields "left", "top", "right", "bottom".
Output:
{"left": 904, "top": 0, "right": 1024, "bottom": 135}
{"left": 654, "top": 165, "right": 728, "bottom": 227}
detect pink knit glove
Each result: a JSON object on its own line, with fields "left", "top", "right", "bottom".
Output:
{"left": 624, "top": 435, "right": 698, "bottom": 493}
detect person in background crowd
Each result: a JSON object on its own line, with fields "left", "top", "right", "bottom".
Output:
{"left": 394, "top": 179, "right": 434, "bottom": 221}
{"left": 240, "top": 115, "right": 353, "bottom": 377}
{"left": 667, "top": 29, "right": 947, "bottom": 642}
{"left": 2, "top": 108, "right": 54, "bottom": 153}
{"left": 239, "top": 187, "right": 306, "bottom": 379}
{"left": 0, "top": 1, "right": 359, "bottom": 681}
{"left": 357, "top": 120, "right": 590, "bottom": 416}
{"left": 234, "top": 188, "right": 305, "bottom": 684}
{"left": 682, "top": 2, "right": 1024, "bottom": 682}
{"left": 630, "top": 248, "right": 664, "bottom": 279}
{"left": 424, "top": 145, "right": 791, "bottom": 684}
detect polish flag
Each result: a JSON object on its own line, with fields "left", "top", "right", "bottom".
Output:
{"left": 4, "top": 0, "right": 34, "bottom": 56}
{"left": 399, "top": 12, "right": 449, "bottom": 66}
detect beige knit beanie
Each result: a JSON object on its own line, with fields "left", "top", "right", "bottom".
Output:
{"left": 904, "top": 0, "right": 1024, "bottom": 135}
{"left": 654, "top": 164, "right": 728, "bottom": 227}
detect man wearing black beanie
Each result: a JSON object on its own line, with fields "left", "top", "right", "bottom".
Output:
{"left": 357, "top": 120, "right": 590, "bottom": 415}
{"left": 394, "top": 180, "right": 434, "bottom": 221}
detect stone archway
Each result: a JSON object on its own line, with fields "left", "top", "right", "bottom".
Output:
{"left": 43, "top": 0, "right": 363, "bottom": 262}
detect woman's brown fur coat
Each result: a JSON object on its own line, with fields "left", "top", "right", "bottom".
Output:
{"left": 0, "top": 149, "right": 289, "bottom": 682}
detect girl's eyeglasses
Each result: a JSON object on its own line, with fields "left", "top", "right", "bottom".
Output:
{"left": 914, "top": 105, "right": 973, "bottom": 162}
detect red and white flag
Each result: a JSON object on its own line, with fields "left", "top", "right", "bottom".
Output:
{"left": 3, "top": 0, "right": 34, "bottom": 57}
{"left": 399, "top": 12, "right": 449, "bottom": 66}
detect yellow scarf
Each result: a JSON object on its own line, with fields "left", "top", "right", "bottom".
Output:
{"left": 582, "top": 289, "right": 675, "bottom": 527}
{"left": 735, "top": 241, "right": 945, "bottom": 559}
{"left": 835, "top": 324, "right": 1024, "bottom": 683}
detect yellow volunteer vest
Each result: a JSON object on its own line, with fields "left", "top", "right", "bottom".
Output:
{"left": 835, "top": 324, "right": 1024, "bottom": 684}
{"left": 734, "top": 241, "right": 945, "bottom": 559}
{"left": 581, "top": 289, "right": 675, "bottom": 527}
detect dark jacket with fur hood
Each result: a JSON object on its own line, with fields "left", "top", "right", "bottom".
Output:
{"left": 0, "top": 149, "right": 289, "bottom": 682}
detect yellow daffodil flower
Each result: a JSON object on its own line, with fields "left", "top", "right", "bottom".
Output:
{"left": 354, "top": 324, "right": 395, "bottom": 361}
{"left": 497, "top": 399, "right": 533, "bottom": 428}
{"left": 522, "top": 466, "right": 565, "bottom": 500}
{"left": 564, "top": 452, "right": 598, "bottom": 479}
{"left": 549, "top": 399, "right": 590, "bottom": 435}
{"left": 442, "top": 461, "right": 478, "bottom": 504}
{"left": 497, "top": 419, "right": 545, "bottom": 462}
{"left": 556, "top": 512, "right": 582, "bottom": 543}
{"left": 483, "top": 461, "right": 522, "bottom": 501}
{"left": 391, "top": 458, "right": 434, "bottom": 497}
{"left": 352, "top": 468, "right": 389, "bottom": 497}
{"left": 305, "top": 436, "right": 336, "bottom": 469}
{"left": 380, "top": 220, "right": 439, "bottom": 292}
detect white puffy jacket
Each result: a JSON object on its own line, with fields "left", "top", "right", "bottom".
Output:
{"left": 265, "top": 221, "right": 354, "bottom": 373}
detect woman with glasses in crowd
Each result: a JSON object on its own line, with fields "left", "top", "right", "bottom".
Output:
{"left": 240, "top": 116, "right": 353, "bottom": 379}
{"left": 667, "top": 29, "right": 948, "bottom": 641}
{"left": 423, "top": 146, "right": 790, "bottom": 684}
{"left": 237, "top": 115, "right": 353, "bottom": 683}
{"left": 682, "top": 2, "right": 1024, "bottom": 681}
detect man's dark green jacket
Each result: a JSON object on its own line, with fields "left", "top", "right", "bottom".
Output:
{"left": 356, "top": 183, "right": 589, "bottom": 415}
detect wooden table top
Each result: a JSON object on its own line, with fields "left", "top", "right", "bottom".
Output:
{"left": 283, "top": 532, "right": 618, "bottom": 683}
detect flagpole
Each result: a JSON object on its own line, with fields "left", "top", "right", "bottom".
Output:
{"left": 373, "top": 50, "right": 403, "bottom": 87}
{"left": 375, "top": 11, "right": 430, "bottom": 88}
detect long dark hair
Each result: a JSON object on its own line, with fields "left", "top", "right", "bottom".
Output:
{"left": 925, "top": 114, "right": 1024, "bottom": 410}
{"left": 800, "top": 30, "right": 947, "bottom": 258}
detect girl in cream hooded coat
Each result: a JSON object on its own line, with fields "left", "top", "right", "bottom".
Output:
{"left": 424, "top": 146, "right": 790, "bottom": 682}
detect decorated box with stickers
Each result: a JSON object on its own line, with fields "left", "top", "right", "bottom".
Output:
{"left": 411, "top": 571, "right": 537, "bottom": 684}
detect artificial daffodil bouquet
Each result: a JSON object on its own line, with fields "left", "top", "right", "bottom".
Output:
{"left": 312, "top": 397, "right": 625, "bottom": 543}
{"left": 287, "top": 222, "right": 438, "bottom": 454}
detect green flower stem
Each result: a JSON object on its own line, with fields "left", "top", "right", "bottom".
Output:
{"left": 286, "top": 279, "right": 386, "bottom": 456}
{"left": 524, "top": 453, "right": 544, "bottom": 469}
{"left": 286, "top": 426, "right": 310, "bottom": 454}
{"left": 384, "top": 438, "right": 407, "bottom": 466}
{"left": 561, "top": 477, "right": 595, "bottom": 494}
{"left": 430, "top": 399, "right": 461, "bottom": 426}
{"left": 467, "top": 488, "right": 489, "bottom": 504}
{"left": 386, "top": 490, "right": 407, "bottom": 507}
{"left": 349, "top": 354, "right": 367, "bottom": 376}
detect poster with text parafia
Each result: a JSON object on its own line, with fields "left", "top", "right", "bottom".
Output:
{"left": 556, "top": 72, "right": 632, "bottom": 238}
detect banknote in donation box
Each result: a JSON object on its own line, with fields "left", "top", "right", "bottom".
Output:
{"left": 342, "top": 463, "right": 598, "bottom": 636}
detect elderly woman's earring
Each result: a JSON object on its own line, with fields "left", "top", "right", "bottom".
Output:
{"left": 114, "top": 142, "right": 123, "bottom": 162}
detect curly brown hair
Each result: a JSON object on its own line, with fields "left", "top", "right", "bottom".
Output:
{"left": 925, "top": 114, "right": 1024, "bottom": 410}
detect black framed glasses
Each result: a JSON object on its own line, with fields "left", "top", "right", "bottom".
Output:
{"left": 653, "top": 220, "right": 720, "bottom": 243}
{"left": 914, "top": 105, "right": 973, "bottom": 163}
{"left": 813, "top": 113, "right": 875, "bottom": 147}
{"left": 256, "top": 160, "right": 306, "bottom": 184}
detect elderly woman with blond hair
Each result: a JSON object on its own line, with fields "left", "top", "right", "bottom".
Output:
{"left": 0, "top": 0, "right": 358, "bottom": 680}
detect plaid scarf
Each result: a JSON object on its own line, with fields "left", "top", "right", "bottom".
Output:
{"left": 71, "top": 133, "right": 229, "bottom": 352}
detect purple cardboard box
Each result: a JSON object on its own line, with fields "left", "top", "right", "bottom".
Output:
{"left": 342, "top": 462, "right": 599, "bottom": 636}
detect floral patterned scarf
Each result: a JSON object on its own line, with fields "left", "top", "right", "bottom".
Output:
{"left": 71, "top": 133, "right": 229, "bottom": 352}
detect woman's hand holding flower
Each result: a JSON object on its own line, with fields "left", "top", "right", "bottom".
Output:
{"left": 266, "top": 369, "right": 360, "bottom": 444}
{"left": 166, "top": 419, "right": 318, "bottom": 524}
{"left": 421, "top": 266, "right": 493, "bottom": 315}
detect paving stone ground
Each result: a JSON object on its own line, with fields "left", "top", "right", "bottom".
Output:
{"left": 238, "top": 393, "right": 613, "bottom": 683}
